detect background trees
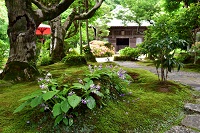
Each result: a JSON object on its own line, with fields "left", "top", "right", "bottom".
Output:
{"left": 0, "top": 1, "right": 8, "bottom": 68}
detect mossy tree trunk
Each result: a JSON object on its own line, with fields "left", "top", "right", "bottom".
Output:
{"left": 0, "top": 0, "right": 75, "bottom": 81}
{"left": 1, "top": 1, "right": 38, "bottom": 81}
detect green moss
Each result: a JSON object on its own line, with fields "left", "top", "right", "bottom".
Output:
{"left": 0, "top": 62, "right": 197, "bottom": 132}
{"left": 1, "top": 61, "right": 39, "bottom": 81}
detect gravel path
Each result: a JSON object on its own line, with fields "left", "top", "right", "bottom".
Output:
{"left": 115, "top": 61, "right": 200, "bottom": 91}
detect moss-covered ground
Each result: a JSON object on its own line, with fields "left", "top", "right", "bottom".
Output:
{"left": 0, "top": 62, "right": 198, "bottom": 133}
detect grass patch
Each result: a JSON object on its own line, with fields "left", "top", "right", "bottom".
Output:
{"left": 0, "top": 62, "right": 197, "bottom": 132}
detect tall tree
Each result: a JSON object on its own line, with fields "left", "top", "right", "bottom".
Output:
{"left": 50, "top": 0, "right": 104, "bottom": 62}
{"left": 116, "top": 0, "right": 161, "bottom": 25}
{"left": 163, "top": 0, "right": 199, "bottom": 11}
{"left": 0, "top": 0, "right": 79, "bottom": 81}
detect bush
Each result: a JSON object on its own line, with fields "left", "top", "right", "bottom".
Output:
{"left": 64, "top": 55, "right": 87, "bottom": 66}
{"left": 119, "top": 47, "right": 140, "bottom": 59}
{"left": 114, "top": 56, "right": 136, "bottom": 61}
{"left": 90, "top": 40, "right": 115, "bottom": 57}
{"left": 83, "top": 45, "right": 96, "bottom": 62}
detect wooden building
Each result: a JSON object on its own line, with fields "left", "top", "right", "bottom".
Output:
{"left": 107, "top": 26, "right": 147, "bottom": 52}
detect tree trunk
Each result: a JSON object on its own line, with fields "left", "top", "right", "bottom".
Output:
{"left": 50, "top": 16, "right": 66, "bottom": 62}
{"left": 85, "top": 0, "right": 89, "bottom": 46}
{"left": 0, "top": 1, "right": 39, "bottom": 81}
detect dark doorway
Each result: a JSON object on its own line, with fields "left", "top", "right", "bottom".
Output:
{"left": 116, "top": 38, "right": 129, "bottom": 51}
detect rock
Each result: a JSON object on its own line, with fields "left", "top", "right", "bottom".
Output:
{"left": 196, "top": 99, "right": 200, "bottom": 104}
{"left": 185, "top": 103, "right": 200, "bottom": 114}
{"left": 165, "top": 126, "right": 199, "bottom": 133}
{"left": 181, "top": 115, "right": 200, "bottom": 131}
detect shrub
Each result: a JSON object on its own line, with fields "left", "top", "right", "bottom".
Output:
{"left": 83, "top": 45, "right": 96, "bottom": 62}
{"left": 14, "top": 65, "right": 132, "bottom": 127}
{"left": 90, "top": 40, "right": 115, "bottom": 57}
{"left": 119, "top": 47, "right": 140, "bottom": 60}
{"left": 175, "top": 52, "right": 192, "bottom": 64}
{"left": 113, "top": 55, "right": 135, "bottom": 61}
{"left": 64, "top": 55, "right": 87, "bottom": 66}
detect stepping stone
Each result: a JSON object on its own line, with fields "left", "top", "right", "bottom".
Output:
{"left": 165, "top": 126, "right": 199, "bottom": 133}
{"left": 185, "top": 103, "right": 200, "bottom": 114}
{"left": 181, "top": 115, "right": 200, "bottom": 131}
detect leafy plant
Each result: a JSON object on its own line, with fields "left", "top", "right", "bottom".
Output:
{"left": 119, "top": 47, "right": 140, "bottom": 60}
{"left": 14, "top": 65, "right": 132, "bottom": 127}
{"left": 189, "top": 42, "right": 200, "bottom": 64}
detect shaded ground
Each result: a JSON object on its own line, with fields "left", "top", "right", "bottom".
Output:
{"left": 115, "top": 61, "right": 200, "bottom": 91}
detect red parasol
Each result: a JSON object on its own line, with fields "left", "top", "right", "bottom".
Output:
{"left": 35, "top": 23, "right": 51, "bottom": 35}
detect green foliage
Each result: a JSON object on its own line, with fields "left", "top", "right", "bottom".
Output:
{"left": 83, "top": 45, "right": 96, "bottom": 62}
{"left": 113, "top": 56, "right": 135, "bottom": 61}
{"left": 37, "top": 39, "right": 53, "bottom": 66}
{"left": 175, "top": 51, "right": 192, "bottom": 64}
{"left": 119, "top": 47, "right": 140, "bottom": 60}
{"left": 117, "top": 0, "right": 161, "bottom": 25}
{"left": 143, "top": 14, "right": 189, "bottom": 81}
{"left": 14, "top": 65, "right": 132, "bottom": 127}
{"left": 63, "top": 55, "right": 87, "bottom": 66}
{"left": 189, "top": 42, "right": 200, "bottom": 64}
{"left": 0, "top": 1, "right": 9, "bottom": 68}
{"left": 37, "top": 49, "right": 53, "bottom": 66}
{"left": 163, "top": 0, "right": 199, "bottom": 12}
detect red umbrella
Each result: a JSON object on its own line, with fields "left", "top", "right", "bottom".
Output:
{"left": 36, "top": 23, "right": 51, "bottom": 35}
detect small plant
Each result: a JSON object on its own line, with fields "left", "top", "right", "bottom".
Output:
{"left": 14, "top": 65, "right": 132, "bottom": 127}
{"left": 83, "top": 45, "right": 96, "bottom": 62}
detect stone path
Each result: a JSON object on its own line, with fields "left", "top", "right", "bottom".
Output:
{"left": 114, "top": 61, "right": 200, "bottom": 133}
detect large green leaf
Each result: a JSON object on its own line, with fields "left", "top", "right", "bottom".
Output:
{"left": 71, "top": 83, "right": 84, "bottom": 89}
{"left": 52, "top": 103, "right": 62, "bottom": 117}
{"left": 42, "top": 90, "right": 59, "bottom": 101}
{"left": 54, "top": 115, "right": 63, "bottom": 126}
{"left": 95, "top": 91, "right": 104, "bottom": 97}
{"left": 86, "top": 96, "right": 96, "bottom": 109}
{"left": 61, "top": 100, "right": 71, "bottom": 113}
{"left": 68, "top": 94, "right": 81, "bottom": 109}
{"left": 20, "top": 90, "right": 42, "bottom": 101}
{"left": 30, "top": 95, "right": 43, "bottom": 108}
{"left": 13, "top": 100, "right": 30, "bottom": 113}
{"left": 84, "top": 80, "right": 93, "bottom": 90}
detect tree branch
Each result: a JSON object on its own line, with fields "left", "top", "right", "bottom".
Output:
{"left": 66, "top": 20, "right": 79, "bottom": 38}
{"left": 74, "top": 0, "right": 104, "bottom": 20}
{"left": 63, "top": 8, "right": 77, "bottom": 31}
{"left": 31, "top": 0, "right": 75, "bottom": 22}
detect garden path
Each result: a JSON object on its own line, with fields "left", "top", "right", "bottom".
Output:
{"left": 114, "top": 61, "right": 200, "bottom": 91}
